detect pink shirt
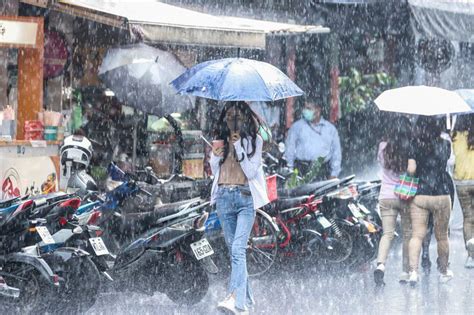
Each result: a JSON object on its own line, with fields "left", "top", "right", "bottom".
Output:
{"left": 378, "top": 142, "right": 400, "bottom": 200}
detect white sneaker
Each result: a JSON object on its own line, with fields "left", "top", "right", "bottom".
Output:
{"left": 439, "top": 270, "right": 454, "bottom": 283}
{"left": 399, "top": 272, "right": 410, "bottom": 284}
{"left": 409, "top": 271, "right": 419, "bottom": 286}
{"left": 217, "top": 295, "right": 249, "bottom": 315}
{"left": 465, "top": 256, "right": 474, "bottom": 269}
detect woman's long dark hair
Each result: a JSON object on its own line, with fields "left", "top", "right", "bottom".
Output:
{"left": 415, "top": 116, "right": 444, "bottom": 153}
{"left": 214, "top": 101, "right": 264, "bottom": 163}
{"left": 453, "top": 114, "right": 474, "bottom": 150}
{"left": 383, "top": 116, "right": 413, "bottom": 173}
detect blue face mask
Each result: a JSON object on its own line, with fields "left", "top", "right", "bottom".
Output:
{"left": 302, "top": 109, "right": 315, "bottom": 122}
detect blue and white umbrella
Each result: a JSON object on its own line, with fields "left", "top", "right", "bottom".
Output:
{"left": 170, "top": 58, "right": 304, "bottom": 102}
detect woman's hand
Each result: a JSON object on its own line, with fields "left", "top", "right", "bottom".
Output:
{"left": 212, "top": 147, "right": 224, "bottom": 157}
{"left": 231, "top": 132, "right": 241, "bottom": 144}
{"left": 407, "top": 159, "right": 417, "bottom": 175}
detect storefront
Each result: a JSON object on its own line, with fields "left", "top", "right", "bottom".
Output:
{"left": 4, "top": 0, "right": 328, "bottom": 193}
{"left": 0, "top": 15, "right": 64, "bottom": 200}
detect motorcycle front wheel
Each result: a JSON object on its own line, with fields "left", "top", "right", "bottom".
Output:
{"left": 165, "top": 251, "right": 209, "bottom": 305}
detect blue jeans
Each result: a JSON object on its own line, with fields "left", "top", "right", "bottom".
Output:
{"left": 216, "top": 185, "right": 256, "bottom": 311}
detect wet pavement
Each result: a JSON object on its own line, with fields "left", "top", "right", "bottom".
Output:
{"left": 87, "top": 231, "right": 473, "bottom": 315}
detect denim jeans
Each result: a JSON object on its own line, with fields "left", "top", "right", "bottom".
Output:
{"left": 216, "top": 185, "right": 256, "bottom": 311}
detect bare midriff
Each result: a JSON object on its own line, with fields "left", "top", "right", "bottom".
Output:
{"left": 218, "top": 151, "right": 248, "bottom": 186}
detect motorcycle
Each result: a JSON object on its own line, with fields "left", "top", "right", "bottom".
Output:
{"left": 67, "top": 162, "right": 217, "bottom": 305}
{"left": 0, "top": 198, "right": 61, "bottom": 314}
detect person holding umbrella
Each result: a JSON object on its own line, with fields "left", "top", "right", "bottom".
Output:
{"left": 373, "top": 86, "right": 472, "bottom": 284}
{"left": 210, "top": 101, "right": 269, "bottom": 314}
{"left": 407, "top": 117, "right": 453, "bottom": 284}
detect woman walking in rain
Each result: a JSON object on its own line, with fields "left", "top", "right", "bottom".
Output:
{"left": 374, "top": 117, "right": 413, "bottom": 286}
{"left": 210, "top": 101, "right": 269, "bottom": 314}
{"left": 407, "top": 117, "right": 453, "bottom": 284}
{"left": 452, "top": 114, "right": 474, "bottom": 268}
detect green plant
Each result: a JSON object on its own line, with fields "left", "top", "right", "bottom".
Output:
{"left": 286, "top": 157, "right": 326, "bottom": 189}
{"left": 339, "top": 68, "right": 396, "bottom": 115}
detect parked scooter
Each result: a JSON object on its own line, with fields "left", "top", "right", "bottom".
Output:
{"left": 61, "top": 150, "right": 216, "bottom": 305}
{"left": 0, "top": 198, "right": 61, "bottom": 314}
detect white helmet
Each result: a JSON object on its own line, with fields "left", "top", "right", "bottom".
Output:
{"left": 60, "top": 135, "right": 93, "bottom": 168}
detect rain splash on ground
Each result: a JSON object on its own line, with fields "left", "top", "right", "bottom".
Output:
{"left": 87, "top": 231, "right": 473, "bottom": 315}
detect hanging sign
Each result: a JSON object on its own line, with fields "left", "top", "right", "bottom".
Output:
{"left": 0, "top": 18, "right": 39, "bottom": 48}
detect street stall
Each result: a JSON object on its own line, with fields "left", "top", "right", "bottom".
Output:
{"left": 0, "top": 15, "right": 64, "bottom": 200}
{"left": 19, "top": 0, "right": 329, "bottom": 183}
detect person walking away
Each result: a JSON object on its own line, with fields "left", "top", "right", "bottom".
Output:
{"left": 407, "top": 117, "right": 453, "bottom": 285}
{"left": 284, "top": 98, "right": 341, "bottom": 180}
{"left": 420, "top": 129, "right": 456, "bottom": 274}
{"left": 452, "top": 114, "right": 474, "bottom": 268}
{"left": 374, "top": 117, "right": 413, "bottom": 286}
{"left": 210, "top": 101, "right": 269, "bottom": 314}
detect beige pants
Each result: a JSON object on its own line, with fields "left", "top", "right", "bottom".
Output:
{"left": 457, "top": 185, "right": 474, "bottom": 257}
{"left": 408, "top": 195, "right": 452, "bottom": 273}
{"left": 376, "top": 199, "right": 411, "bottom": 272}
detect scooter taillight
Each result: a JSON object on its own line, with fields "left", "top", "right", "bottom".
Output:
{"left": 60, "top": 198, "right": 81, "bottom": 210}
{"left": 87, "top": 211, "right": 102, "bottom": 225}
{"left": 58, "top": 217, "right": 68, "bottom": 226}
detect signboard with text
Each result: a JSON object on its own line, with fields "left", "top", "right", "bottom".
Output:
{"left": 0, "top": 17, "right": 40, "bottom": 48}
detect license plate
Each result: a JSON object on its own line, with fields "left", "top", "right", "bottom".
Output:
{"left": 348, "top": 203, "right": 364, "bottom": 218}
{"left": 317, "top": 216, "right": 332, "bottom": 229}
{"left": 36, "top": 226, "right": 55, "bottom": 244}
{"left": 89, "top": 237, "right": 110, "bottom": 256}
{"left": 190, "top": 238, "right": 214, "bottom": 260}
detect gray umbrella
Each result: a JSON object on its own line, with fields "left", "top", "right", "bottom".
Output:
{"left": 98, "top": 43, "right": 194, "bottom": 116}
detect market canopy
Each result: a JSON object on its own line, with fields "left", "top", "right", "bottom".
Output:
{"left": 409, "top": 0, "right": 474, "bottom": 43}
{"left": 26, "top": 0, "right": 329, "bottom": 49}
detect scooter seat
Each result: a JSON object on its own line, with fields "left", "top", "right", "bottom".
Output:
{"left": 275, "top": 195, "right": 309, "bottom": 210}
{"left": 122, "top": 198, "right": 201, "bottom": 229}
{"left": 278, "top": 178, "right": 340, "bottom": 198}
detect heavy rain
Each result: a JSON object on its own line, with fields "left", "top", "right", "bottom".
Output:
{"left": 0, "top": 0, "right": 473, "bottom": 314}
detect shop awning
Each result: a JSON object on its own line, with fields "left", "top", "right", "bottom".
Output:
{"left": 23, "top": 0, "right": 329, "bottom": 49}
{"left": 409, "top": 0, "right": 474, "bottom": 43}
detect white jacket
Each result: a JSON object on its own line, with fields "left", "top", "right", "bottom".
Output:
{"left": 210, "top": 135, "right": 270, "bottom": 210}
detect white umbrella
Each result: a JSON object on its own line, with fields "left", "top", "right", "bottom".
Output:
{"left": 374, "top": 86, "right": 471, "bottom": 116}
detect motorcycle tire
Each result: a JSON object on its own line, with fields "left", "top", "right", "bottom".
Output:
{"left": 323, "top": 227, "right": 353, "bottom": 264}
{"left": 0, "top": 262, "right": 55, "bottom": 314}
{"left": 49, "top": 255, "right": 101, "bottom": 313}
{"left": 165, "top": 252, "right": 209, "bottom": 306}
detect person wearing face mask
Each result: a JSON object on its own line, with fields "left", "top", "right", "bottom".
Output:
{"left": 284, "top": 98, "right": 342, "bottom": 179}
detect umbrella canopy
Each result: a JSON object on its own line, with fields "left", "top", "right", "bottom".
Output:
{"left": 455, "top": 89, "right": 474, "bottom": 114}
{"left": 170, "top": 58, "right": 304, "bottom": 101}
{"left": 99, "top": 43, "right": 194, "bottom": 117}
{"left": 374, "top": 86, "right": 471, "bottom": 116}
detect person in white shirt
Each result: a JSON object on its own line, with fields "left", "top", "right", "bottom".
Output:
{"left": 210, "top": 101, "right": 269, "bottom": 314}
